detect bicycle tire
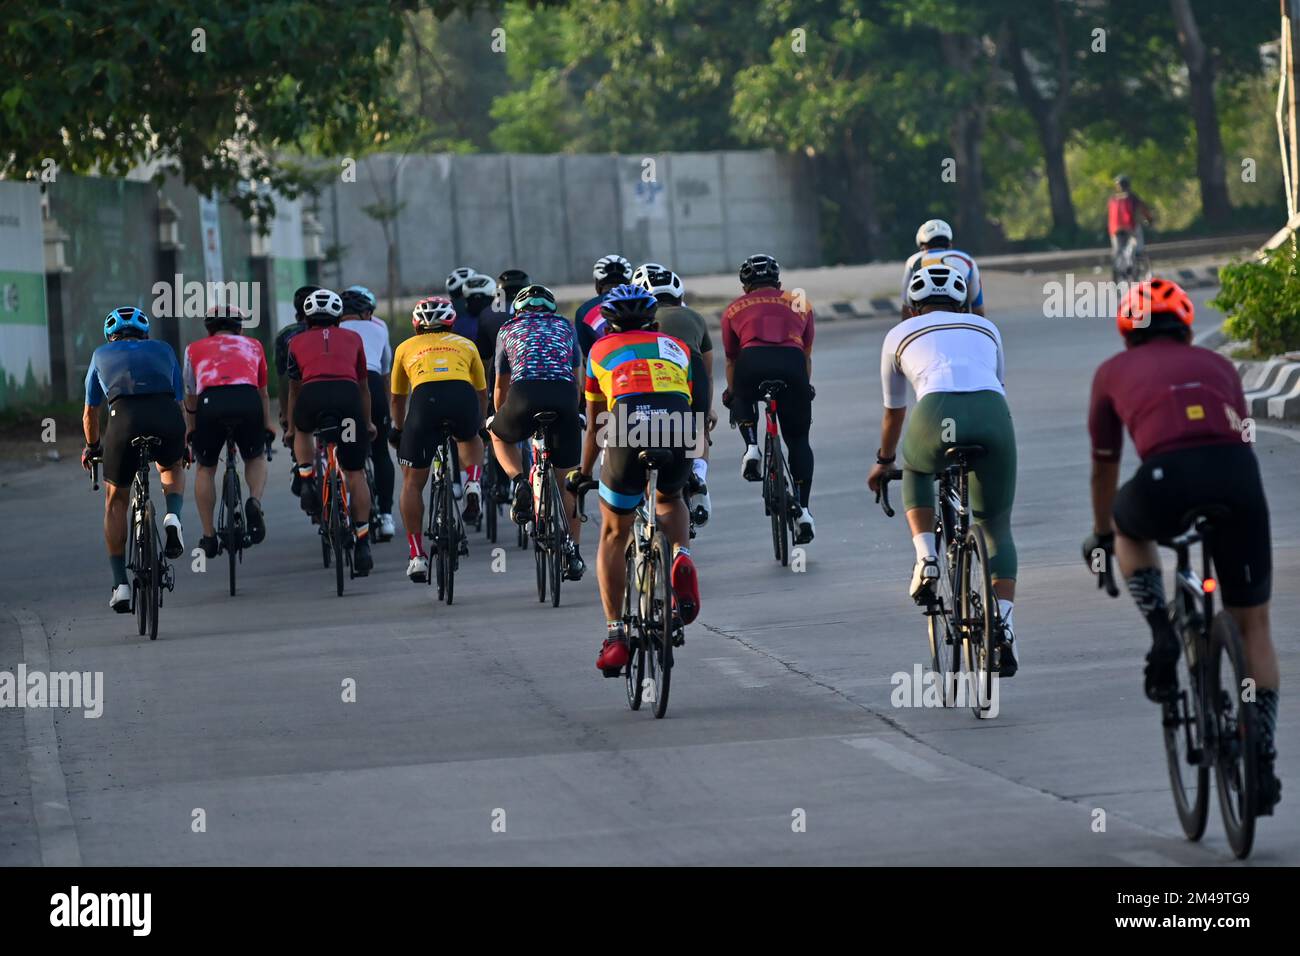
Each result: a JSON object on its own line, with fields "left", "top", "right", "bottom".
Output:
{"left": 148, "top": 524, "right": 161, "bottom": 641}
{"left": 1164, "top": 604, "right": 1210, "bottom": 842}
{"left": 624, "top": 545, "right": 644, "bottom": 711}
{"left": 444, "top": 467, "right": 458, "bottom": 605}
{"left": 958, "top": 525, "right": 996, "bottom": 717}
{"left": 649, "top": 530, "right": 673, "bottom": 718}
{"left": 1209, "top": 611, "right": 1256, "bottom": 858}
{"left": 224, "top": 466, "right": 241, "bottom": 597}
{"left": 548, "top": 470, "right": 564, "bottom": 608}
{"left": 331, "top": 475, "right": 345, "bottom": 597}
{"left": 767, "top": 441, "right": 789, "bottom": 566}
{"left": 134, "top": 502, "right": 150, "bottom": 637}
{"left": 486, "top": 472, "right": 499, "bottom": 543}
{"left": 534, "top": 476, "right": 548, "bottom": 603}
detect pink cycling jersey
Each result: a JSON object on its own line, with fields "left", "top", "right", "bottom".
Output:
{"left": 184, "top": 334, "right": 268, "bottom": 394}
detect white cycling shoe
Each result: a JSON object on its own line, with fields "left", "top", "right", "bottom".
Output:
{"left": 163, "top": 513, "right": 184, "bottom": 560}
{"left": 109, "top": 583, "right": 132, "bottom": 613}
{"left": 794, "top": 507, "right": 814, "bottom": 544}
{"left": 692, "top": 488, "right": 712, "bottom": 526}
{"left": 741, "top": 445, "right": 762, "bottom": 481}
{"left": 406, "top": 555, "right": 429, "bottom": 583}
{"left": 377, "top": 513, "right": 396, "bottom": 541}
{"left": 909, "top": 556, "right": 940, "bottom": 604}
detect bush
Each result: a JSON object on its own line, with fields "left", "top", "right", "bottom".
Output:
{"left": 1211, "top": 246, "right": 1300, "bottom": 356}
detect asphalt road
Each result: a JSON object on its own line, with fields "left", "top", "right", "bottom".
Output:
{"left": 2, "top": 273, "right": 1296, "bottom": 865}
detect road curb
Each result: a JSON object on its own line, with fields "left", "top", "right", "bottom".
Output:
{"left": 1236, "top": 357, "right": 1300, "bottom": 422}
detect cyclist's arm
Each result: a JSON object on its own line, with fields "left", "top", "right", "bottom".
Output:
{"left": 390, "top": 392, "right": 408, "bottom": 431}
{"left": 82, "top": 403, "right": 100, "bottom": 446}
{"left": 1087, "top": 365, "right": 1122, "bottom": 533}
{"left": 701, "top": 347, "right": 713, "bottom": 385}
{"left": 877, "top": 407, "right": 906, "bottom": 461}
{"left": 285, "top": 379, "right": 300, "bottom": 437}
{"left": 354, "top": 345, "right": 372, "bottom": 431}
{"left": 580, "top": 396, "right": 604, "bottom": 477}
{"left": 493, "top": 369, "right": 510, "bottom": 413}
{"left": 1089, "top": 460, "right": 1119, "bottom": 535}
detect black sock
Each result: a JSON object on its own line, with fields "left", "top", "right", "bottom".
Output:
{"left": 739, "top": 424, "right": 757, "bottom": 447}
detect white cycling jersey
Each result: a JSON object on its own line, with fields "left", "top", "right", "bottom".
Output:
{"left": 880, "top": 309, "right": 1004, "bottom": 409}
{"left": 901, "top": 247, "right": 984, "bottom": 310}
{"left": 340, "top": 317, "right": 393, "bottom": 375}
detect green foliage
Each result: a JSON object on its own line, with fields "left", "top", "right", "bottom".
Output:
{"left": 1212, "top": 247, "right": 1300, "bottom": 356}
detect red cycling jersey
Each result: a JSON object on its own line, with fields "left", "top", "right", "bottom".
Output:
{"left": 1088, "top": 338, "right": 1248, "bottom": 462}
{"left": 184, "top": 333, "right": 267, "bottom": 394}
{"left": 286, "top": 326, "right": 367, "bottom": 385}
{"left": 720, "top": 288, "right": 814, "bottom": 359}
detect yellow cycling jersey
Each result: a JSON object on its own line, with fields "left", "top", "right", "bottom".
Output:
{"left": 391, "top": 331, "right": 486, "bottom": 394}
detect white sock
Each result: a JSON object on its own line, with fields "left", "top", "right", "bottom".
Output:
{"left": 745, "top": 443, "right": 759, "bottom": 456}
{"left": 692, "top": 458, "right": 708, "bottom": 482}
{"left": 998, "top": 599, "right": 1014, "bottom": 632}
{"left": 912, "top": 532, "right": 936, "bottom": 561}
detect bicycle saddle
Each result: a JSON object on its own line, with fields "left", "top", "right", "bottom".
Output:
{"left": 638, "top": 449, "right": 673, "bottom": 469}
{"left": 944, "top": 443, "right": 987, "bottom": 462}
{"left": 130, "top": 435, "right": 163, "bottom": 447}
{"left": 533, "top": 411, "right": 559, "bottom": 425}
{"left": 314, "top": 414, "right": 342, "bottom": 441}
{"left": 757, "top": 379, "right": 787, "bottom": 397}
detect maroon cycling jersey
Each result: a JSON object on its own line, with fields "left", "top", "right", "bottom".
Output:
{"left": 286, "top": 325, "right": 367, "bottom": 385}
{"left": 1088, "top": 338, "right": 1248, "bottom": 463}
{"left": 720, "top": 288, "right": 814, "bottom": 360}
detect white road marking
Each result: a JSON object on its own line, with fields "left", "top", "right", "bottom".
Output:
{"left": 702, "top": 657, "right": 768, "bottom": 688}
{"left": 841, "top": 735, "right": 949, "bottom": 781}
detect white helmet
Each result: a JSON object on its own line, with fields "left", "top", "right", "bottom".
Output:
{"left": 302, "top": 288, "right": 344, "bottom": 322}
{"left": 632, "top": 262, "right": 684, "bottom": 300}
{"left": 446, "top": 267, "right": 477, "bottom": 296}
{"left": 593, "top": 254, "right": 632, "bottom": 284}
{"left": 462, "top": 273, "right": 496, "bottom": 300}
{"left": 907, "top": 264, "right": 968, "bottom": 306}
{"left": 915, "top": 219, "right": 953, "bottom": 248}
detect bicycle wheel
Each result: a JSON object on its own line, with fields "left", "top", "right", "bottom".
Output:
{"left": 486, "top": 470, "right": 499, "bottom": 543}
{"left": 767, "top": 444, "right": 790, "bottom": 566}
{"left": 330, "top": 475, "right": 345, "bottom": 597}
{"left": 958, "top": 526, "right": 996, "bottom": 717}
{"left": 1208, "top": 611, "right": 1256, "bottom": 858}
{"left": 1164, "top": 606, "right": 1210, "bottom": 842}
{"left": 548, "top": 471, "right": 564, "bottom": 608}
{"left": 534, "top": 480, "right": 548, "bottom": 603}
{"left": 624, "top": 545, "right": 645, "bottom": 711}
{"left": 444, "top": 474, "right": 458, "bottom": 605}
{"left": 133, "top": 504, "right": 150, "bottom": 637}
{"left": 223, "top": 466, "right": 241, "bottom": 596}
{"left": 647, "top": 531, "right": 674, "bottom": 718}
{"left": 929, "top": 520, "right": 958, "bottom": 706}
{"left": 147, "top": 525, "right": 161, "bottom": 641}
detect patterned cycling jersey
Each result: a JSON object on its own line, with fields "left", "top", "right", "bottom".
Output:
{"left": 184, "top": 333, "right": 268, "bottom": 394}
{"left": 495, "top": 310, "right": 581, "bottom": 383}
{"left": 901, "top": 247, "right": 984, "bottom": 309}
{"left": 85, "top": 338, "right": 184, "bottom": 407}
{"left": 391, "top": 330, "right": 486, "bottom": 395}
{"left": 720, "top": 288, "right": 815, "bottom": 358}
{"left": 585, "top": 330, "right": 693, "bottom": 406}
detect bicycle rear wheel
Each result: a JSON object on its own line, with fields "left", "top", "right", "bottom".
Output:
{"left": 648, "top": 530, "right": 674, "bottom": 718}
{"left": 148, "top": 530, "right": 161, "bottom": 641}
{"left": 330, "top": 475, "right": 345, "bottom": 597}
{"left": 1164, "top": 607, "right": 1210, "bottom": 842}
{"left": 624, "top": 545, "right": 645, "bottom": 710}
{"left": 1209, "top": 611, "right": 1256, "bottom": 858}
{"left": 533, "top": 484, "right": 548, "bottom": 603}
{"left": 486, "top": 470, "right": 499, "bottom": 543}
{"left": 958, "top": 526, "right": 996, "bottom": 717}
{"left": 223, "top": 466, "right": 241, "bottom": 596}
{"left": 134, "top": 503, "right": 151, "bottom": 637}
{"left": 767, "top": 443, "right": 790, "bottom": 566}
{"left": 548, "top": 471, "right": 564, "bottom": 607}
{"left": 444, "top": 473, "right": 458, "bottom": 605}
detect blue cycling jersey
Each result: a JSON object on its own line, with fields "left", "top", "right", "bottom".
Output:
{"left": 85, "top": 339, "right": 184, "bottom": 407}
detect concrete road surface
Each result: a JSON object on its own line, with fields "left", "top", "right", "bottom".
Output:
{"left": 2, "top": 272, "right": 1295, "bottom": 865}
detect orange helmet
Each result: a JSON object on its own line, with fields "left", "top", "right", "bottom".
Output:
{"left": 1116, "top": 277, "right": 1194, "bottom": 337}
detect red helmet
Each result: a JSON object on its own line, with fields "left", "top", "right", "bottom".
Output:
{"left": 1116, "top": 277, "right": 1193, "bottom": 337}
{"left": 412, "top": 295, "right": 456, "bottom": 331}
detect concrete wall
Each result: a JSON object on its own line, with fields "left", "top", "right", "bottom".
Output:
{"left": 0, "top": 183, "right": 51, "bottom": 409}
{"left": 317, "top": 149, "right": 822, "bottom": 296}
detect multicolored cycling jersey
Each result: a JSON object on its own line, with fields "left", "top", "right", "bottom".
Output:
{"left": 1088, "top": 338, "right": 1247, "bottom": 462}
{"left": 495, "top": 311, "right": 581, "bottom": 383}
{"left": 575, "top": 293, "right": 608, "bottom": 356}
{"left": 85, "top": 338, "right": 184, "bottom": 407}
{"left": 391, "top": 330, "right": 486, "bottom": 395}
{"left": 286, "top": 326, "right": 367, "bottom": 385}
{"left": 184, "top": 333, "right": 268, "bottom": 394}
{"left": 584, "top": 330, "right": 693, "bottom": 406}
{"left": 901, "top": 248, "right": 984, "bottom": 310}
{"left": 720, "top": 289, "right": 815, "bottom": 358}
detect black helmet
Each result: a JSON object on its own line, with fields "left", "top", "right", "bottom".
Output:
{"left": 204, "top": 304, "right": 247, "bottom": 333}
{"left": 498, "top": 269, "right": 530, "bottom": 295}
{"left": 739, "top": 254, "right": 780, "bottom": 288}
{"left": 1115, "top": 174, "right": 1131, "bottom": 190}
{"left": 599, "top": 284, "right": 659, "bottom": 332}
{"left": 340, "top": 289, "right": 371, "bottom": 317}
{"left": 294, "top": 284, "right": 321, "bottom": 319}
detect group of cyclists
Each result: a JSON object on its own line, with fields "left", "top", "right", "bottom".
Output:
{"left": 78, "top": 214, "right": 1280, "bottom": 815}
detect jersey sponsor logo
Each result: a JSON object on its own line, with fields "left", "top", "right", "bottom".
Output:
{"left": 1186, "top": 404, "right": 1205, "bottom": 421}
{"left": 657, "top": 335, "right": 688, "bottom": 367}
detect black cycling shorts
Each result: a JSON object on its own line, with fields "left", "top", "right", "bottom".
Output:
{"left": 101, "top": 393, "right": 186, "bottom": 487}
{"left": 491, "top": 379, "right": 581, "bottom": 467}
{"left": 1113, "top": 443, "right": 1272, "bottom": 607}
{"left": 598, "top": 394, "right": 692, "bottom": 514}
{"left": 293, "top": 379, "right": 369, "bottom": 471}
{"left": 399, "top": 380, "right": 481, "bottom": 469}
{"left": 191, "top": 384, "right": 265, "bottom": 467}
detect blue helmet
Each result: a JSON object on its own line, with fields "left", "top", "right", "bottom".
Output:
{"left": 346, "top": 285, "right": 377, "bottom": 310}
{"left": 599, "top": 284, "right": 658, "bottom": 332}
{"left": 104, "top": 306, "right": 150, "bottom": 340}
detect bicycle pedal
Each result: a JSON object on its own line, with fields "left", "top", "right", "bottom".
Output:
{"left": 601, "top": 666, "right": 622, "bottom": 679}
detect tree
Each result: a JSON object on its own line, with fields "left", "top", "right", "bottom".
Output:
{"left": 1169, "top": 0, "right": 1232, "bottom": 225}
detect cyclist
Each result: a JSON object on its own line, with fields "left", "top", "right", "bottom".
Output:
{"left": 720, "top": 253, "right": 816, "bottom": 544}
{"left": 574, "top": 284, "right": 700, "bottom": 675}
{"left": 1083, "top": 277, "right": 1279, "bottom": 813}
{"left": 81, "top": 307, "right": 188, "bottom": 612}
{"left": 575, "top": 254, "right": 632, "bottom": 358}
{"left": 478, "top": 268, "right": 530, "bottom": 400}
{"left": 866, "top": 264, "right": 1019, "bottom": 675}
{"left": 274, "top": 285, "right": 320, "bottom": 497}
{"left": 389, "top": 296, "right": 489, "bottom": 583}
{"left": 462, "top": 274, "right": 500, "bottom": 389}
{"left": 1107, "top": 176, "right": 1154, "bottom": 279}
{"left": 183, "top": 305, "right": 275, "bottom": 559}
{"left": 489, "top": 284, "right": 586, "bottom": 579}
{"left": 632, "top": 262, "right": 715, "bottom": 523}
{"left": 341, "top": 286, "right": 397, "bottom": 542}
{"left": 901, "top": 219, "right": 984, "bottom": 318}
{"left": 446, "top": 267, "right": 477, "bottom": 323}
{"left": 284, "top": 289, "right": 376, "bottom": 575}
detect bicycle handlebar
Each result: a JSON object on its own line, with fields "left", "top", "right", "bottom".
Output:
{"left": 875, "top": 468, "right": 904, "bottom": 518}
{"left": 1096, "top": 548, "right": 1120, "bottom": 598}
{"left": 571, "top": 477, "right": 600, "bottom": 521}
{"left": 89, "top": 458, "right": 101, "bottom": 492}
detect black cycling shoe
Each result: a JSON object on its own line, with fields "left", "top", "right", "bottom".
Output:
{"left": 564, "top": 544, "right": 585, "bottom": 581}
{"left": 245, "top": 497, "right": 266, "bottom": 545}
{"left": 510, "top": 477, "right": 532, "bottom": 526}
{"left": 199, "top": 534, "right": 221, "bottom": 559}
{"left": 353, "top": 537, "right": 373, "bottom": 576}
{"left": 1256, "top": 749, "right": 1282, "bottom": 816}
{"left": 1144, "top": 626, "right": 1181, "bottom": 703}
{"left": 299, "top": 477, "right": 320, "bottom": 516}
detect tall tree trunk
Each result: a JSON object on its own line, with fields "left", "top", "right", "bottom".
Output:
{"left": 1004, "top": 8, "right": 1078, "bottom": 236}
{"left": 1169, "top": 0, "right": 1233, "bottom": 225}
{"left": 940, "top": 31, "right": 991, "bottom": 251}
{"left": 844, "top": 128, "right": 883, "bottom": 260}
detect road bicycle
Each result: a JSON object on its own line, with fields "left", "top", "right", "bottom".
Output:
{"left": 214, "top": 423, "right": 273, "bottom": 597}
{"left": 425, "top": 422, "right": 467, "bottom": 604}
{"left": 877, "top": 445, "right": 1006, "bottom": 717}
{"left": 526, "top": 411, "right": 575, "bottom": 607}
{"left": 91, "top": 436, "right": 175, "bottom": 640}
{"left": 481, "top": 439, "right": 509, "bottom": 544}
{"left": 576, "top": 450, "right": 684, "bottom": 719}
{"left": 1111, "top": 230, "right": 1152, "bottom": 284}
{"left": 313, "top": 416, "right": 358, "bottom": 597}
{"left": 756, "top": 380, "right": 801, "bottom": 566}
{"left": 1094, "top": 511, "right": 1260, "bottom": 858}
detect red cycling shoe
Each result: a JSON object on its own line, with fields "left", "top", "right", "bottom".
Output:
{"left": 671, "top": 550, "right": 700, "bottom": 625}
{"left": 597, "top": 635, "right": 629, "bottom": 674}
